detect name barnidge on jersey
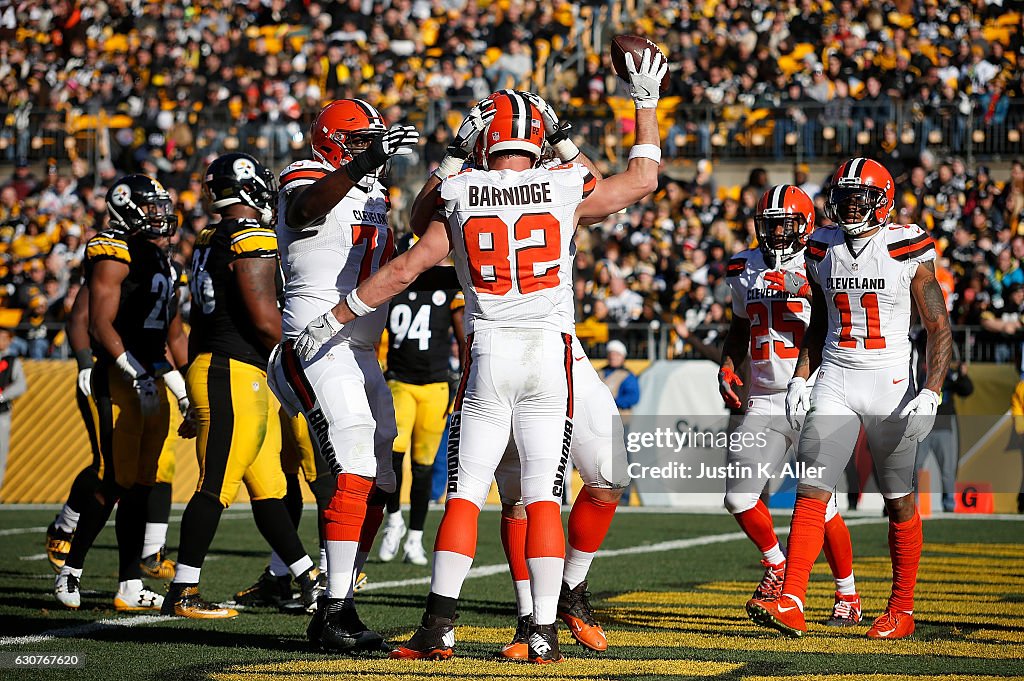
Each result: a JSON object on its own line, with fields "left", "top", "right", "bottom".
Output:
{"left": 827, "top": 277, "right": 886, "bottom": 290}
{"left": 746, "top": 287, "right": 792, "bottom": 301}
{"left": 467, "top": 182, "right": 552, "bottom": 207}
{"left": 352, "top": 210, "right": 387, "bottom": 226}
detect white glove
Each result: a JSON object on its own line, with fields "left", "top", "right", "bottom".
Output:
{"left": 436, "top": 99, "right": 496, "bottom": 178}
{"left": 163, "top": 369, "right": 190, "bottom": 415}
{"left": 624, "top": 48, "right": 668, "bottom": 109}
{"left": 77, "top": 368, "right": 92, "bottom": 397}
{"left": 785, "top": 377, "right": 812, "bottom": 430}
{"left": 134, "top": 375, "right": 160, "bottom": 416}
{"left": 899, "top": 389, "right": 940, "bottom": 442}
{"left": 115, "top": 351, "right": 147, "bottom": 380}
{"left": 522, "top": 91, "right": 579, "bottom": 162}
{"left": 295, "top": 311, "right": 344, "bottom": 361}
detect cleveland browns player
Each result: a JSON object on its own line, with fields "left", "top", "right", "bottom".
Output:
{"left": 54, "top": 175, "right": 184, "bottom": 612}
{"left": 162, "top": 153, "right": 322, "bottom": 619}
{"left": 748, "top": 158, "right": 952, "bottom": 639}
{"left": 266, "top": 100, "right": 418, "bottom": 652}
{"left": 293, "top": 45, "right": 666, "bottom": 663}
{"left": 719, "top": 184, "right": 861, "bottom": 626}
{"left": 378, "top": 245, "right": 465, "bottom": 567}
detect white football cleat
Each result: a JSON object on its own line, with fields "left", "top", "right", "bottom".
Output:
{"left": 378, "top": 513, "right": 406, "bottom": 562}
{"left": 403, "top": 537, "right": 428, "bottom": 566}
{"left": 54, "top": 570, "right": 81, "bottom": 609}
{"left": 114, "top": 579, "right": 164, "bottom": 611}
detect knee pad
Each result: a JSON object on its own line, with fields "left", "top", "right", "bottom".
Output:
{"left": 724, "top": 491, "right": 761, "bottom": 515}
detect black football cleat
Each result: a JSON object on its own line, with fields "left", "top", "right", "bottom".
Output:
{"left": 527, "top": 622, "right": 563, "bottom": 664}
{"left": 233, "top": 567, "right": 294, "bottom": 609}
{"left": 313, "top": 597, "right": 388, "bottom": 653}
{"left": 389, "top": 613, "right": 456, "bottom": 660}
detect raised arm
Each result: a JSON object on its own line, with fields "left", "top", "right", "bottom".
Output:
{"left": 286, "top": 125, "right": 420, "bottom": 230}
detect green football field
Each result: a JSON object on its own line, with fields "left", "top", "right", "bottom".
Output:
{"left": 1, "top": 507, "right": 1023, "bottom": 681}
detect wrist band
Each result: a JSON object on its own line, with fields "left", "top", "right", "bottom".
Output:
{"left": 628, "top": 144, "right": 662, "bottom": 164}
{"left": 553, "top": 139, "right": 580, "bottom": 162}
{"left": 75, "top": 349, "right": 94, "bottom": 370}
{"left": 346, "top": 289, "right": 376, "bottom": 317}
{"left": 435, "top": 155, "right": 464, "bottom": 180}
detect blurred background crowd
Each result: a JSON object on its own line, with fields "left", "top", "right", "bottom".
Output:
{"left": 1, "top": 0, "right": 1023, "bottom": 364}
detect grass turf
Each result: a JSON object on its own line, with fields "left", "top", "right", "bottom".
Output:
{"left": 1, "top": 508, "right": 1022, "bottom": 680}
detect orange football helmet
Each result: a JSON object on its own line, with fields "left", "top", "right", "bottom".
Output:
{"left": 310, "top": 99, "right": 387, "bottom": 170}
{"left": 755, "top": 184, "right": 815, "bottom": 258}
{"left": 825, "top": 157, "right": 895, "bottom": 236}
{"left": 474, "top": 90, "right": 544, "bottom": 168}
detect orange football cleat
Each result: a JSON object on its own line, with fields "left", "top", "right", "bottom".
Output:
{"left": 558, "top": 581, "right": 608, "bottom": 651}
{"left": 389, "top": 614, "right": 456, "bottom": 660}
{"left": 866, "top": 610, "right": 915, "bottom": 639}
{"left": 498, "top": 615, "right": 531, "bottom": 660}
{"left": 746, "top": 594, "right": 807, "bottom": 637}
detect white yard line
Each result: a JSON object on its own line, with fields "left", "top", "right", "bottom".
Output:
{"left": 0, "top": 615, "right": 171, "bottom": 646}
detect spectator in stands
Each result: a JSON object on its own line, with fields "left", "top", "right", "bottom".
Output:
{"left": 981, "top": 282, "right": 1024, "bottom": 365}
{"left": 601, "top": 340, "right": 640, "bottom": 414}
{"left": 0, "top": 324, "right": 27, "bottom": 491}
{"left": 604, "top": 274, "right": 644, "bottom": 330}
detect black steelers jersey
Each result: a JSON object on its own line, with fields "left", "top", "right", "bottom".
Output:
{"left": 187, "top": 217, "right": 280, "bottom": 367}
{"left": 84, "top": 229, "right": 175, "bottom": 372}
{"left": 386, "top": 280, "right": 463, "bottom": 385}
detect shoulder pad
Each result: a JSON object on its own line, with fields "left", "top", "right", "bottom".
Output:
{"left": 726, "top": 256, "right": 747, "bottom": 277}
{"left": 85, "top": 233, "right": 130, "bottom": 265}
{"left": 229, "top": 220, "right": 278, "bottom": 259}
{"left": 280, "top": 159, "right": 331, "bottom": 193}
{"left": 887, "top": 223, "right": 935, "bottom": 262}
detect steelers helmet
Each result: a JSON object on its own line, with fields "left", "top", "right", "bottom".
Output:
{"left": 105, "top": 174, "right": 178, "bottom": 238}
{"left": 204, "top": 153, "right": 278, "bottom": 227}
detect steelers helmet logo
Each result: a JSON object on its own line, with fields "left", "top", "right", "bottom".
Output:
{"left": 110, "top": 184, "right": 132, "bottom": 207}
{"left": 233, "top": 157, "right": 256, "bottom": 179}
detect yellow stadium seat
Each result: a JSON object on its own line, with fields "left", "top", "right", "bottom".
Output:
{"left": 0, "top": 309, "right": 23, "bottom": 328}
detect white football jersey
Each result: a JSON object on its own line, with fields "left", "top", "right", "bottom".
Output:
{"left": 728, "top": 247, "right": 811, "bottom": 394}
{"left": 805, "top": 223, "right": 935, "bottom": 370}
{"left": 440, "top": 163, "right": 595, "bottom": 334}
{"left": 277, "top": 159, "right": 394, "bottom": 348}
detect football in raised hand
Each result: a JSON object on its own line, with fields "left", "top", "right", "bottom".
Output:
{"left": 610, "top": 34, "right": 670, "bottom": 93}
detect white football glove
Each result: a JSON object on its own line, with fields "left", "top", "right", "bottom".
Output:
{"left": 436, "top": 99, "right": 496, "bottom": 178}
{"left": 624, "top": 48, "right": 668, "bottom": 109}
{"left": 899, "top": 388, "right": 940, "bottom": 442}
{"left": 295, "top": 311, "right": 344, "bottom": 361}
{"left": 77, "top": 368, "right": 92, "bottom": 397}
{"left": 162, "top": 369, "right": 190, "bottom": 416}
{"left": 346, "top": 124, "right": 421, "bottom": 182}
{"left": 134, "top": 375, "right": 160, "bottom": 416}
{"left": 522, "top": 91, "right": 579, "bottom": 162}
{"left": 785, "top": 377, "right": 812, "bottom": 430}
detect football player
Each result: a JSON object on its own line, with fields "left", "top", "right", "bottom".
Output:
{"left": 46, "top": 282, "right": 183, "bottom": 581}
{"left": 719, "top": 185, "right": 861, "bottom": 627}
{"left": 378, "top": 250, "right": 465, "bottom": 566}
{"left": 162, "top": 153, "right": 322, "bottom": 619}
{"left": 292, "top": 46, "right": 666, "bottom": 663}
{"left": 266, "top": 100, "right": 419, "bottom": 652}
{"left": 54, "top": 175, "right": 186, "bottom": 611}
{"left": 748, "top": 158, "right": 952, "bottom": 639}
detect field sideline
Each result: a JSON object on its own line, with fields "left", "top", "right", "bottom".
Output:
{"left": 1, "top": 507, "right": 1023, "bottom": 681}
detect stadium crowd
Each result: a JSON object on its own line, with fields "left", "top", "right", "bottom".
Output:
{"left": 0, "top": 0, "right": 1023, "bottom": 359}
